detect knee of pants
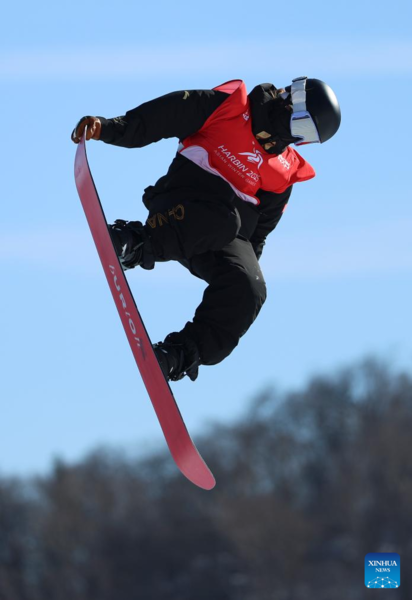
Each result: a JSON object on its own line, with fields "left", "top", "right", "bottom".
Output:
{"left": 238, "top": 270, "right": 267, "bottom": 320}
{"left": 188, "top": 272, "right": 267, "bottom": 366}
{"left": 191, "top": 272, "right": 267, "bottom": 365}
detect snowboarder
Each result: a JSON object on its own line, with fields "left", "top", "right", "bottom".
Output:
{"left": 71, "top": 77, "right": 341, "bottom": 383}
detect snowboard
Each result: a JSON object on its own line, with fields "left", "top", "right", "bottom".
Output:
{"left": 74, "top": 132, "right": 216, "bottom": 490}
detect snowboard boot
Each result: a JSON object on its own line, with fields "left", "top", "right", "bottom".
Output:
{"left": 108, "top": 219, "right": 149, "bottom": 270}
{"left": 153, "top": 333, "right": 201, "bottom": 382}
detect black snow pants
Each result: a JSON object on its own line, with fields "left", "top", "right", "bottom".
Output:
{"left": 142, "top": 192, "right": 267, "bottom": 366}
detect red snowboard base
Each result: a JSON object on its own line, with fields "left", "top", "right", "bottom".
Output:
{"left": 74, "top": 133, "right": 215, "bottom": 490}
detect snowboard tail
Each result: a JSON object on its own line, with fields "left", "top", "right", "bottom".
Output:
{"left": 74, "top": 133, "right": 215, "bottom": 490}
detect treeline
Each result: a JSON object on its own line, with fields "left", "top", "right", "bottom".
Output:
{"left": 1, "top": 358, "right": 412, "bottom": 600}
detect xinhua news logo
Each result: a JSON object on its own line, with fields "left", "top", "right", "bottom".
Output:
{"left": 365, "top": 553, "right": 400, "bottom": 589}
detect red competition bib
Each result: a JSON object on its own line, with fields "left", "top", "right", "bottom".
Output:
{"left": 179, "top": 80, "right": 315, "bottom": 205}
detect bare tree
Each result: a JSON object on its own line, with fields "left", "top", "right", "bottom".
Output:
{"left": 1, "top": 358, "right": 411, "bottom": 599}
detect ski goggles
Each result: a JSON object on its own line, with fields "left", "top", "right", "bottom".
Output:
{"left": 288, "top": 77, "right": 320, "bottom": 146}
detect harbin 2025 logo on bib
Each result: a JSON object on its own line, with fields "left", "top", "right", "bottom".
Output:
{"left": 365, "top": 553, "right": 400, "bottom": 588}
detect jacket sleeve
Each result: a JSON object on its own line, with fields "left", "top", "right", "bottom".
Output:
{"left": 250, "top": 186, "right": 293, "bottom": 260}
{"left": 98, "top": 89, "right": 228, "bottom": 148}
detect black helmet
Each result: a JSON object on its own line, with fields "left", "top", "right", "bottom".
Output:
{"left": 305, "top": 78, "right": 341, "bottom": 142}
{"left": 286, "top": 76, "right": 341, "bottom": 145}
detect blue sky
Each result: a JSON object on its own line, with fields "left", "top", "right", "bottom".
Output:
{"left": 1, "top": 0, "right": 412, "bottom": 476}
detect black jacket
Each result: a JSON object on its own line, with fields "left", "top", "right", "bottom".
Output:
{"left": 98, "top": 87, "right": 292, "bottom": 260}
